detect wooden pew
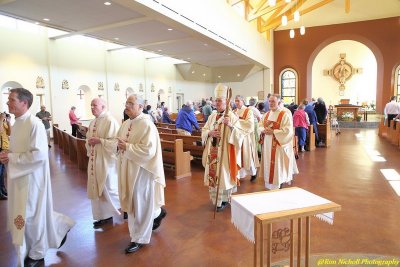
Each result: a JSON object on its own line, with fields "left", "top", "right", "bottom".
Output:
{"left": 161, "top": 139, "right": 192, "bottom": 179}
{"left": 68, "top": 134, "right": 78, "bottom": 163}
{"left": 317, "top": 118, "right": 331, "bottom": 147}
{"left": 378, "top": 118, "right": 388, "bottom": 137}
{"left": 158, "top": 123, "right": 176, "bottom": 129}
{"left": 76, "top": 138, "right": 89, "bottom": 171}
{"left": 159, "top": 133, "right": 203, "bottom": 159}
{"left": 52, "top": 125, "right": 59, "bottom": 145}
{"left": 61, "top": 130, "right": 70, "bottom": 156}
{"left": 306, "top": 125, "right": 316, "bottom": 151}
{"left": 157, "top": 127, "right": 178, "bottom": 134}
{"left": 389, "top": 120, "right": 400, "bottom": 146}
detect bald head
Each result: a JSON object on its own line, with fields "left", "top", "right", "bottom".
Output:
{"left": 91, "top": 98, "right": 107, "bottom": 118}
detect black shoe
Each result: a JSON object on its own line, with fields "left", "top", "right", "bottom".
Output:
{"left": 123, "top": 212, "right": 128, "bottom": 219}
{"left": 152, "top": 207, "right": 167, "bottom": 230}
{"left": 48, "top": 145, "right": 52, "bottom": 148}
{"left": 93, "top": 217, "right": 112, "bottom": 228}
{"left": 58, "top": 230, "right": 69, "bottom": 249}
{"left": 0, "top": 191, "right": 7, "bottom": 200}
{"left": 216, "top": 202, "right": 229, "bottom": 212}
{"left": 125, "top": 242, "right": 143, "bottom": 254}
{"left": 1, "top": 186, "right": 7, "bottom": 196}
{"left": 250, "top": 175, "right": 257, "bottom": 182}
{"left": 24, "top": 257, "right": 44, "bottom": 267}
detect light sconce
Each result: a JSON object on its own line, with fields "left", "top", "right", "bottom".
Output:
{"left": 139, "top": 83, "right": 144, "bottom": 92}
{"left": 151, "top": 83, "right": 155, "bottom": 92}
{"left": 281, "top": 15, "right": 288, "bottom": 26}
{"left": 300, "top": 26, "right": 306, "bottom": 35}
{"left": 289, "top": 29, "right": 295, "bottom": 39}
{"left": 268, "top": 0, "right": 276, "bottom": 6}
{"left": 168, "top": 86, "right": 172, "bottom": 93}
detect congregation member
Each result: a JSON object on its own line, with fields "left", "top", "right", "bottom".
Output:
{"left": 35, "top": 105, "right": 52, "bottom": 147}
{"left": 202, "top": 100, "right": 213, "bottom": 122}
{"left": 248, "top": 98, "right": 262, "bottom": 154}
{"left": 314, "top": 97, "right": 327, "bottom": 124}
{"left": 202, "top": 84, "right": 241, "bottom": 212}
{"left": 232, "top": 95, "right": 259, "bottom": 182}
{"left": 161, "top": 106, "right": 174, "bottom": 124}
{"left": 0, "top": 88, "right": 75, "bottom": 267}
{"left": 116, "top": 94, "right": 166, "bottom": 254}
{"left": 258, "top": 94, "right": 298, "bottom": 190}
{"left": 85, "top": 98, "right": 121, "bottom": 228}
{"left": 0, "top": 112, "right": 10, "bottom": 200}
{"left": 385, "top": 96, "right": 400, "bottom": 127}
{"left": 293, "top": 104, "right": 310, "bottom": 152}
{"left": 175, "top": 101, "right": 200, "bottom": 135}
{"left": 263, "top": 93, "right": 271, "bottom": 112}
{"left": 304, "top": 99, "right": 321, "bottom": 146}
{"left": 69, "top": 106, "right": 80, "bottom": 137}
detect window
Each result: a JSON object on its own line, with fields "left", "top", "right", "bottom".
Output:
{"left": 395, "top": 65, "right": 400, "bottom": 101}
{"left": 280, "top": 69, "right": 298, "bottom": 105}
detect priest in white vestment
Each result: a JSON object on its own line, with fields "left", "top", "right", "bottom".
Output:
{"left": 232, "top": 95, "right": 259, "bottom": 181}
{"left": 258, "top": 94, "right": 298, "bottom": 190}
{"left": 0, "top": 88, "right": 75, "bottom": 267}
{"left": 86, "top": 98, "right": 121, "bottom": 228}
{"left": 116, "top": 94, "right": 166, "bottom": 254}
{"left": 202, "top": 84, "right": 241, "bottom": 212}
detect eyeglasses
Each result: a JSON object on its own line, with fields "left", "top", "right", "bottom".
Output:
{"left": 125, "top": 101, "right": 135, "bottom": 107}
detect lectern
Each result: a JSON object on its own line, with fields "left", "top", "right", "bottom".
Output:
{"left": 231, "top": 187, "right": 341, "bottom": 267}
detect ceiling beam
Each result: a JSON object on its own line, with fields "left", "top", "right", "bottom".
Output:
{"left": 260, "top": 0, "right": 334, "bottom": 32}
{"left": 227, "top": 0, "right": 243, "bottom": 6}
{"left": 345, "top": 0, "right": 350, "bottom": 13}
{"left": 248, "top": 0, "right": 286, "bottom": 22}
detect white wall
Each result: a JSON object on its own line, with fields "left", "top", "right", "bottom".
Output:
{"left": 312, "top": 40, "right": 377, "bottom": 107}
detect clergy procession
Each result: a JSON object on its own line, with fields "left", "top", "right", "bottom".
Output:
{"left": 0, "top": 83, "right": 303, "bottom": 267}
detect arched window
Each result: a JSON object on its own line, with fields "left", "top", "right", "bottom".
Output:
{"left": 395, "top": 65, "right": 400, "bottom": 101}
{"left": 279, "top": 68, "right": 298, "bottom": 104}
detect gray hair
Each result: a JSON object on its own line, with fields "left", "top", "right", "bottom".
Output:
{"left": 235, "top": 95, "right": 245, "bottom": 103}
{"left": 10, "top": 88, "right": 33, "bottom": 108}
{"left": 249, "top": 98, "right": 257, "bottom": 106}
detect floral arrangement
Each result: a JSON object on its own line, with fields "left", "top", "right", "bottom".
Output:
{"left": 338, "top": 112, "right": 354, "bottom": 121}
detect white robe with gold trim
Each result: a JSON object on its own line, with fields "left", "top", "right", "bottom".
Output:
{"left": 7, "top": 112, "right": 75, "bottom": 264}
{"left": 85, "top": 111, "right": 120, "bottom": 220}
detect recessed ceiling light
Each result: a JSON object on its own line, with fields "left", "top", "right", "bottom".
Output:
{"left": 35, "top": 22, "right": 40, "bottom": 25}
{"left": 237, "top": 73, "right": 241, "bottom": 77}
{"left": 191, "top": 71, "right": 195, "bottom": 74}
{"left": 114, "top": 37, "right": 119, "bottom": 40}
{"left": 43, "top": 18, "right": 50, "bottom": 21}
{"left": 187, "top": 57, "right": 191, "bottom": 60}
{"left": 104, "top": 2, "right": 111, "bottom": 5}
{"left": 204, "top": 43, "right": 208, "bottom": 46}
{"left": 227, "top": 53, "right": 231, "bottom": 56}
{"left": 218, "top": 75, "right": 221, "bottom": 78}
{"left": 167, "top": 28, "right": 173, "bottom": 31}
{"left": 202, "top": 73, "right": 206, "bottom": 76}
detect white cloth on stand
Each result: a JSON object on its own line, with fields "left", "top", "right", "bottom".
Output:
{"left": 231, "top": 188, "right": 335, "bottom": 243}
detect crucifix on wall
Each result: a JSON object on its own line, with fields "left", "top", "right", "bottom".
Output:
{"left": 323, "top": 53, "right": 363, "bottom": 95}
{"left": 77, "top": 89, "right": 85, "bottom": 99}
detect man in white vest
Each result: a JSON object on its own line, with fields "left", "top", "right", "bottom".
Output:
{"left": 86, "top": 98, "right": 121, "bottom": 228}
{"left": 116, "top": 94, "right": 166, "bottom": 254}
{"left": 0, "top": 88, "right": 75, "bottom": 267}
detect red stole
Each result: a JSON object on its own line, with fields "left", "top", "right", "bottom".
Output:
{"left": 263, "top": 111, "right": 285, "bottom": 183}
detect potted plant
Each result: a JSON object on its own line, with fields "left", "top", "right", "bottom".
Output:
{"left": 356, "top": 115, "right": 362, "bottom": 122}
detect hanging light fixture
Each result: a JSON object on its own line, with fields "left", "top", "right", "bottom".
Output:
{"left": 300, "top": 26, "right": 306, "bottom": 35}
{"left": 294, "top": 11, "right": 300, "bottom": 22}
{"left": 285, "top": 0, "right": 291, "bottom": 2}
{"left": 281, "top": 15, "right": 288, "bottom": 26}
{"left": 268, "top": 0, "right": 276, "bottom": 6}
{"left": 289, "top": 29, "right": 295, "bottom": 38}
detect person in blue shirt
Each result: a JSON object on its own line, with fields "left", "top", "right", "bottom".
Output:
{"left": 175, "top": 101, "right": 200, "bottom": 135}
{"left": 161, "top": 107, "right": 174, "bottom": 124}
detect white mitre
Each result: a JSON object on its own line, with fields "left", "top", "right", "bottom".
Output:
{"left": 214, "top": 83, "right": 228, "bottom": 99}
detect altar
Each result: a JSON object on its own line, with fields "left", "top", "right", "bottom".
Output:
{"left": 231, "top": 187, "right": 341, "bottom": 267}
{"left": 334, "top": 105, "right": 362, "bottom": 121}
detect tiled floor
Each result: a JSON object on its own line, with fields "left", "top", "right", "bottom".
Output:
{"left": 1, "top": 128, "right": 399, "bottom": 266}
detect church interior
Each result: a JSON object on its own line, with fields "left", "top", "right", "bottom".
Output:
{"left": 0, "top": 0, "right": 399, "bottom": 266}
